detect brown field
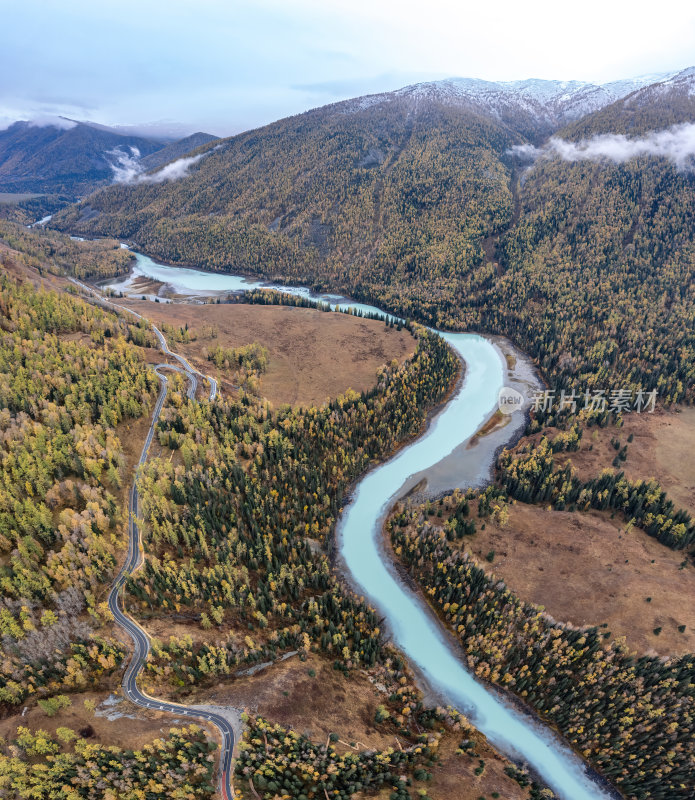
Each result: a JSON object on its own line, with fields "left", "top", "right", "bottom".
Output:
{"left": 0, "top": 690, "right": 180, "bottom": 753}
{"left": 118, "top": 299, "right": 416, "bottom": 407}
{"left": 195, "top": 651, "right": 531, "bottom": 800}
{"left": 422, "top": 735, "right": 530, "bottom": 800}
{"left": 464, "top": 500, "right": 695, "bottom": 656}
{"left": 7, "top": 253, "right": 414, "bottom": 408}
{"left": 553, "top": 407, "right": 695, "bottom": 516}
{"left": 462, "top": 407, "right": 695, "bottom": 656}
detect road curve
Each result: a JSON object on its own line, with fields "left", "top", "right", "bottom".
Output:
{"left": 71, "top": 280, "right": 233, "bottom": 797}
{"left": 107, "top": 366, "right": 234, "bottom": 799}
{"left": 69, "top": 278, "right": 217, "bottom": 401}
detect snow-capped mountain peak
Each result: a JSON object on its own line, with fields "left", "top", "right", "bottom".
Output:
{"left": 339, "top": 69, "right": 688, "bottom": 137}
{"left": 621, "top": 66, "right": 695, "bottom": 107}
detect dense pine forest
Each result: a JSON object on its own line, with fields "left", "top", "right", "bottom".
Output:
{"left": 0, "top": 226, "right": 480, "bottom": 798}
{"left": 236, "top": 715, "right": 435, "bottom": 800}
{"left": 130, "top": 325, "right": 457, "bottom": 683}
{"left": 0, "top": 220, "right": 133, "bottom": 280}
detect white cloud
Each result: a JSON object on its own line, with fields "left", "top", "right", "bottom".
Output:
{"left": 107, "top": 146, "right": 142, "bottom": 182}
{"left": 145, "top": 152, "right": 206, "bottom": 183}
{"left": 507, "top": 143, "right": 541, "bottom": 160}
{"left": 108, "top": 146, "right": 211, "bottom": 184}
{"left": 27, "top": 115, "right": 77, "bottom": 130}
{"left": 509, "top": 123, "right": 695, "bottom": 170}
{"left": 0, "top": 114, "right": 79, "bottom": 131}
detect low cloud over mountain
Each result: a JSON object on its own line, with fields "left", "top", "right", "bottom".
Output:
{"left": 510, "top": 122, "right": 695, "bottom": 170}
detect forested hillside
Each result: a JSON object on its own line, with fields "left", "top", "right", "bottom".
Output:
{"left": 53, "top": 72, "right": 695, "bottom": 403}
{"left": 131, "top": 326, "right": 458, "bottom": 683}
{"left": 0, "top": 120, "right": 218, "bottom": 204}
{"left": 0, "top": 245, "right": 159, "bottom": 709}
{"left": 0, "top": 121, "right": 165, "bottom": 197}
{"left": 53, "top": 95, "right": 517, "bottom": 296}
{"left": 4, "top": 227, "right": 512, "bottom": 798}
{"left": 483, "top": 152, "right": 695, "bottom": 403}
{"left": 0, "top": 220, "right": 133, "bottom": 280}
{"left": 138, "top": 131, "right": 219, "bottom": 171}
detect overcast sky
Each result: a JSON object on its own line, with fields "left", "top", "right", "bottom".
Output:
{"left": 2, "top": 0, "right": 694, "bottom": 137}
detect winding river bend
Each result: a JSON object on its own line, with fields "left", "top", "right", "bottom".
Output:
{"left": 338, "top": 334, "right": 612, "bottom": 800}
{"left": 105, "top": 253, "right": 614, "bottom": 800}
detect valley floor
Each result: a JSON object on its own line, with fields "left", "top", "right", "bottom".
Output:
{"left": 117, "top": 298, "right": 416, "bottom": 408}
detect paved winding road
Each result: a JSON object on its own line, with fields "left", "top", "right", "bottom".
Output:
{"left": 107, "top": 367, "right": 234, "bottom": 799}
{"left": 69, "top": 278, "right": 218, "bottom": 401}
{"left": 72, "top": 280, "right": 233, "bottom": 798}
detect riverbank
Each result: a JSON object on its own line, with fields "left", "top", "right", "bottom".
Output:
{"left": 403, "top": 334, "right": 542, "bottom": 503}
{"left": 330, "top": 335, "right": 617, "bottom": 794}
{"left": 379, "top": 521, "right": 624, "bottom": 800}
{"left": 97, "top": 249, "right": 615, "bottom": 800}
{"left": 101, "top": 249, "right": 355, "bottom": 306}
{"left": 336, "top": 331, "right": 617, "bottom": 800}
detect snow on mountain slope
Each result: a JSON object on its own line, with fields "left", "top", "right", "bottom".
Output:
{"left": 602, "top": 72, "right": 674, "bottom": 98}
{"left": 623, "top": 66, "right": 695, "bottom": 106}
{"left": 339, "top": 70, "right": 684, "bottom": 138}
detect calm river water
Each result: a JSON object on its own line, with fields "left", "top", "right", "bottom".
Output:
{"left": 105, "top": 253, "right": 614, "bottom": 800}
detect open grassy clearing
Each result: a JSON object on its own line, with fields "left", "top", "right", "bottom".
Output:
{"left": 449, "top": 408, "right": 695, "bottom": 656}
{"left": 118, "top": 298, "right": 416, "bottom": 407}
{"left": 552, "top": 408, "right": 695, "bottom": 517}
{"left": 463, "top": 499, "right": 695, "bottom": 656}
{"left": 0, "top": 689, "right": 176, "bottom": 752}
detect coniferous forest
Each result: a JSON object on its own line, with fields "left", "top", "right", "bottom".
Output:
{"left": 0, "top": 256, "right": 158, "bottom": 710}
{"left": 390, "top": 498, "right": 694, "bottom": 800}
{"left": 2, "top": 60, "right": 695, "bottom": 800}
{"left": 53, "top": 81, "right": 695, "bottom": 405}
{"left": 0, "top": 227, "right": 471, "bottom": 798}
{"left": 131, "top": 324, "right": 457, "bottom": 679}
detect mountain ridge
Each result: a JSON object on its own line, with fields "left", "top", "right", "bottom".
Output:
{"left": 330, "top": 69, "right": 682, "bottom": 140}
{"left": 139, "top": 132, "right": 220, "bottom": 171}
{"left": 0, "top": 120, "right": 218, "bottom": 198}
{"left": 51, "top": 64, "right": 695, "bottom": 408}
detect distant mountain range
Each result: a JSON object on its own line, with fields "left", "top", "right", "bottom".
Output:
{"left": 138, "top": 132, "right": 219, "bottom": 171}
{"left": 52, "top": 65, "right": 695, "bottom": 275}
{"left": 51, "top": 66, "right": 695, "bottom": 408}
{"left": 341, "top": 70, "right": 678, "bottom": 140}
{"left": 0, "top": 119, "right": 218, "bottom": 198}
{"left": 6, "top": 68, "right": 691, "bottom": 203}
